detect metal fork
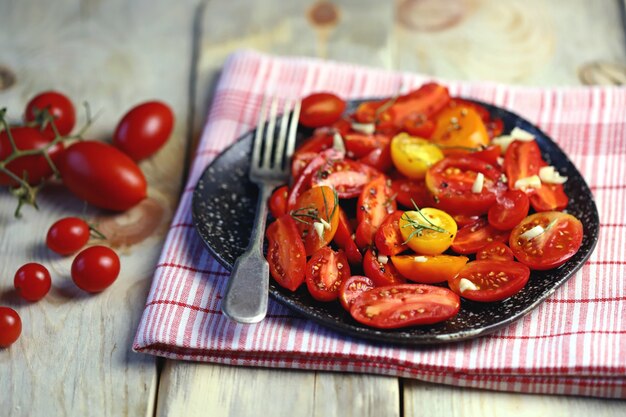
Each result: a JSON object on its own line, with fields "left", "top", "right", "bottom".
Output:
{"left": 221, "top": 96, "right": 301, "bottom": 324}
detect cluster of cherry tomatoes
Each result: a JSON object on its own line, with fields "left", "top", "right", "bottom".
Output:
{"left": 0, "top": 91, "right": 174, "bottom": 348}
{"left": 265, "top": 83, "right": 584, "bottom": 330}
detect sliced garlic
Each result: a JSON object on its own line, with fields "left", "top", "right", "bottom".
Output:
{"left": 539, "top": 166, "right": 568, "bottom": 184}
{"left": 459, "top": 278, "right": 479, "bottom": 293}
{"left": 520, "top": 225, "right": 545, "bottom": 240}
{"left": 313, "top": 221, "right": 325, "bottom": 239}
{"left": 510, "top": 127, "right": 535, "bottom": 141}
{"left": 332, "top": 132, "right": 346, "bottom": 153}
{"left": 413, "top": 256, "right": 428, "bottom": 263}
{"left": 377, "top": 255, "right": 389, "bottom": 264}
{"left": 351, "top": 122, "right": 376, "bottom": 135}
{"left": 514, "top": 175, "right": 542, "bottom": 191}
{"left": 319, "top": 218, "right": 331, "bottom": 230}
{"left": 472, "top": 172, "right": 485, "bottom": 194}
{"left": 492, "top": 135, "right": 514, "bottom": 154}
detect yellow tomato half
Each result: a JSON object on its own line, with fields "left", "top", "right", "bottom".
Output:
{"left": 391, "top": 254, "right": 469, "bottom": 284}
{"left": 398, "top": 208, "right": 457, "bottom": 255}
{"left": 390, "top": 133, "right": 444, "bottom": 179}
{"left": 431, "top": 106, "right": 489, "bottom": 151}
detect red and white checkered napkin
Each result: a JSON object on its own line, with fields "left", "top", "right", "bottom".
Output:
{"left": 134, "top": 50, "right": 626, "bottom": 398}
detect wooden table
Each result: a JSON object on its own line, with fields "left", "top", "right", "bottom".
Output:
{"left": 1, "top": 1, "right": 625, "bottom": 415}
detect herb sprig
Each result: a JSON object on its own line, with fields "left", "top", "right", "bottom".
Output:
{"left": 400, "top": 199, "right": 449, "bottom": 244}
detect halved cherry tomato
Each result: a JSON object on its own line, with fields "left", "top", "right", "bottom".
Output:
{"left": 451, "top": 218, "right": 510, "bottom": 255}
{"left": 354, "top": 101, "right": 396, "bottom": 133}
{"left": 363, "top": 248, "right": 406, "bottom": 286}
{"left": 390, "top": 133, "right": 444, "bottom": 179}
{"left": 287, "top": 148, "right": 343, "bottom": 210}
{"left": 431, "top": 105, "right": 489, "bottom": 151}
{"left": 292, "top": 186, "right": 339, "bottom": 255}
{"left": 390, "top": 83, "right": 451, "bottom": 125}
{"left": 486, "top": 119, "right": 504, "bottom": 139}
{"left": 476, "top": 242, "right": 514, "bottom": 262}
{"left": 447, "top": 99, "right": 504, "bottom": 139}
{"left": 300, "top": 93, "right": 346, "bottom": 128}
{"left": 509, "top": 212, "right": 583, "bottom": 270}
{"left": 472, "top": 144, "right": 502, "bottom": 166}
{"left": 339, "top": 275, "right": 375, "bottom": 311}
{"left": 426, "top": 156, "right": 502, "bottom": 216}
{"left": 399, "top": 208, "right": 457, "bottom": 255}
{"left": 333, "top": 208, "right": 363, "bottom": 265}
{"left": 265, "top": 215, "right": 306, "bottom": 291}
{"left": 448, "top": 260, "right": 530, "bottom": 302}
{"left": 529, "top": 180, "right": 569, "bottom": 212}
{"left": 269, "top": 185, "right": 289, "bottom": 218}
{"left": 390, "top": 174, "right": 434, "bottom": 209}
{"left": 355, "top": 175, "right": 396, "bottom": 249}
{"left": 311, "top": 159, "right": 380, "bottom": 198}
{"left": 488, "top": 189, "right": 530, "bottom": 231}
{"left": 350, "top": 284, "right": 460, "bottom": 329}
{"left": 295, "top": 133, "right": 334, "bottom": 154}
{"left": 305, "top": 247, "right": 351, "bottom": 301}
{"left": 391, "top": 254, "right": 468, "bottom": 284}
{"left": 504, "top": 140, "right": 542, "bottom": 191}
{"left": 504, "top": 141, "right": 568, "bottom": 211}
{"left": 343, "top": 133, "right": 385, "bottom": 158}
{"left": 357, "top": 136, "right": 393, "bottom": 172}
{"left": 452, "top": 214, "right": 481, "bottom": 228}
{"left": 291, "top": 151, "right": 318, "bottom": 180}
{"left": 374, "top": 211, "right": 408, "bottom": 256}
{"left": 403, "top": 114, "right": 436, "bottom": 138}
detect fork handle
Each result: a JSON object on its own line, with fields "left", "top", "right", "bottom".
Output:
{"left": 221, "top": 183, "right": 275, "bottom": 323}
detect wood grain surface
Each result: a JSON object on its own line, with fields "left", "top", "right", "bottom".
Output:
{"left": 1, "top": 0, "right": 625, "bottom": 416}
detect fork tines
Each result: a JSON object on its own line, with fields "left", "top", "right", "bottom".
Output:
{"left": 251, "top": 96, "right": 301, "bottom": 175}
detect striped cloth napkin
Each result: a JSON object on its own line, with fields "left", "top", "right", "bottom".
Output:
{"left": 133, "top": 50, "right": 626, "bottom": 399}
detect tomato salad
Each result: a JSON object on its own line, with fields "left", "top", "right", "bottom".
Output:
{"left": 264, "top": 84, "right": 583, "bottom": 330}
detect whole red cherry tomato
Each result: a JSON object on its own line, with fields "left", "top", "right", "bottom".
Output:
{"left": 0, "top": 127, "right": 64, "bottom": 186}
{"left": 113, "top": 101, "right": 174, "bottom": 161}
{"left": 299, "top": 93, "right": 346, "bottom": 128}
{"left": 14, "top": 263, "right": 52, "bottom": 302}
{"left": 24, "top": 91, "right": 76, "bottom": 136}
{"left": 46, "top": 217, "right": 91, "bottom": 255}
{"left": 0, "top": 307, "right": 22, "bottom": 347}
{"left": 58, "top": 141, "right": 147, "bottom": 211}
{"left": 71, "top": 246, "right": 121, "bottom": 293}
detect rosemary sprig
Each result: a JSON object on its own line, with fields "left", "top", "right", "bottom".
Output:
{"left": 290, "top": 187, "right": 339, "bottom": 227}
{"left": 400, "top": 199, "right": 449, "bottom": 244}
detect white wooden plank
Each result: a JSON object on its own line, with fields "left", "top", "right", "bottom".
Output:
{"left": 404, "top": 380, "right": 626, "bottom": 417}
{"left": 393, "top": 0, "right": 626, "bottom": 85}
{"left": 0, "top": 0, "right": 197, "bottom": 415}
{"left": 157, "top": 362, "right": 316, "bottom": 417}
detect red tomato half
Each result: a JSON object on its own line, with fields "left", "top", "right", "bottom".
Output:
{"left": 58, "top": 141, "right": 147, "bottom": 211}
{"left": 390, "top": 175, "right": 433, "bottom": 209}
{"left": 113, "top": 101, "right": 174, "bottom": 161}
{"left": 339, "top": 275, "right": 375, "bottom": 311}
{"left": 363, "top": 248, "right": 406, "bottom": 286}
{"left": 509, "top": 212, "right": 583, "bottom": 270}
{"left": 488, "top": 189, "right": 530, "bottom": 231}
{"left": 451, "top": 218, "right": 510, "bottom": 255}
{"left": 300, "top": 93, "right": 346, "bottom": 128}
{"left": 448, "top": 260, "right": 530, "bottom": 302}
{"left": 266, "top": 215, "right": 307, "bottom": 291}
{"left": 24, "top": 91, "right": 76, "bottom": 136}
{"left": 476, "top": 242, "right": 514, "bottom": 262}
{"left": 426, "top": 156, "right": 502, "bottom": 216}
{"left": 333, "top": 208, "right": 363, "bottom": 266}
{"left": 350, "top": 284, "right": 460, "bottom": 329}
{"left": 311, "top": 159, "right": 380, "bottom": 198}
{"left": 287, "top": 149, "right": 344, "bottom": 210}
{"left": 0, "top": 127, "right": 64, "bottom": 186}
{"left": 374, "top": 211, "right": 408, "bottom": 256}
{"left": 306, "top": 247, "right": 351, "bottom": 301}
{"left": 355, "top": 175, "right": 397, "bottom": 249}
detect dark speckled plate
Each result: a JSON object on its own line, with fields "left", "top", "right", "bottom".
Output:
{"left": 192, "top": 99, "right": 599, "bottom": 345}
